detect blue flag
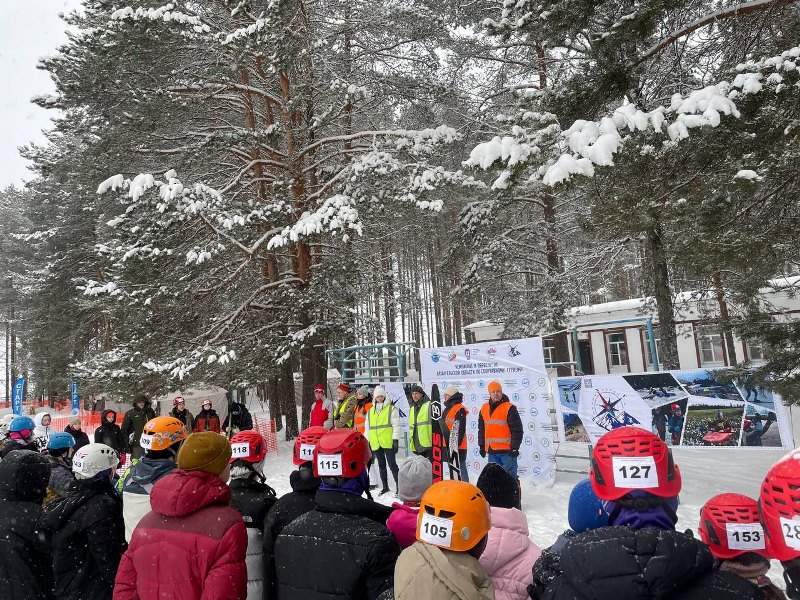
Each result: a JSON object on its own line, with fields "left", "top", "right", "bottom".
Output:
{"left": 12, "top": 377, "right": 25, "bottom": 415}
{"left": 71, "top": 380, "right": 80, "bottom": 415}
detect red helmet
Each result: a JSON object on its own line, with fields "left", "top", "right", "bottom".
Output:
{"left": 229, "top": 430, "right": 267, "bottom": 464}
{"left": 314, "top": 384, "right": 325, "bottom": 393}
{"left": 760, "top": 450, "right": 800, "bottom": 560}
{"left": 699, "top": 493, "right": 768, "bottom": 559}
{"left": 590, "top": 426, "right": 681, "bottom": 501}
{"left": 173, "top": 396, "right": 185, "bottom": 406}
{"left": 294, "top": 426, "right": 329, "bottom": 466}
{"left": 313, "top": 429, "right": 371, "bottom": 479}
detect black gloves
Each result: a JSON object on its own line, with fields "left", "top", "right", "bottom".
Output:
{"left": 511, "top": 450, "right": 520, "bottom": 458}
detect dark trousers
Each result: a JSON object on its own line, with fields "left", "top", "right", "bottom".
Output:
{"left": 414, "top": 448, "right": 433, "bottom": 462}
{"left": 373, "top": 448, "right": 399, "bottom": 489}
{"left": 458, "top": 449, "right": 469, "bottom": 483}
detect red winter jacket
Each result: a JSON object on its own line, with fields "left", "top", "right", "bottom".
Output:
{"left": 309, "top": 398, "right": 332, "bottom": 428}
{"left": 113, "top": 470, "right": 247, "bottom": 600}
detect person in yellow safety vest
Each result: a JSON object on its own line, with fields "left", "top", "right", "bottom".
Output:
{"left": 478, "top": 381, "right": 523, "bottom": 478}
{"left": 408, "top": 385, "right": 433, "bottom": 461}
{"left": 333, "top": 383, "right": 357, "bottom": 429}
{"left": 441, "top": 386, "right": 470, "bottom": 483}
{"left": 367, "top": 386, "right": 401, "bottom": 495}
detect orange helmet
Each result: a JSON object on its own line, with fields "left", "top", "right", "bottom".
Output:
{"left": 140, "top": 417, "right": 188, "bottom": 452}
{"left": 416, "top": 480, "right": 491, "bottom": 552}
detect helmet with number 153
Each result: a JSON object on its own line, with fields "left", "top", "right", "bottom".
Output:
{"left": 312, "top": 429, "right": 370, "bottom": 479}
{"left": 699, "top": 493, "right": 769, "bottom": 559}
{"left": 294, "top": 426, "right": 328, "bottom": 466}
{"left": 760, "top": 449, "right": 800, "bottom": 561}
{"left": 590, "top": 426, "right": 681, "bottom": 501}
{"left": 416, "top": 480, "right": 491, "bottom": 552}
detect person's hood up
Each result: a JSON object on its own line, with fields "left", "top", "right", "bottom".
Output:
{"left": 129, "top": 457, "right": 176, "bottom": 487}
{"left": 289, "top": 466, "right": 321, "bottom": 493}
{"left": 0, "top": 449, "right": 51, "bottom": 503}
{"left": 101, "top": 409, "right": 117, "bottom": 423}
{"left": 131, "top": 397, "right": 152, "bottom": 408}
{"left": 149, "top": 469, "right": 231, "bottom": 517}
{"left": 33, "top": 412, "right": 52, "bottom": 431}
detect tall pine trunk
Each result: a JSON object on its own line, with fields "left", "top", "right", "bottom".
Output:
{"left": 646, "top": 222, "right": 679, "bottom": 369}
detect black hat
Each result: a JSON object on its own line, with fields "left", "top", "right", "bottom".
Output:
{"left": 476, "top": 462, "right": 521, "bottom": 510}
{"left": 410, "top": 385, "right": 425, "bottom": 395}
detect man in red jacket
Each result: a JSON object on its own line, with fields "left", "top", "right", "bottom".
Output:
{"left": 113, "top": 432, "right": 247, "bottom": 600}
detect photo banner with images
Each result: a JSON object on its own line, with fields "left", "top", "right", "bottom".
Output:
{"left": 419, "top": 337, "right": 555, "bottom": 485}
{"left": 555, "top": 369, "right": 792, "bottom": 450}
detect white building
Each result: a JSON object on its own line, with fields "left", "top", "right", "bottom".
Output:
{"left": 463, "top": 277, "right": 800, "bottom": 375}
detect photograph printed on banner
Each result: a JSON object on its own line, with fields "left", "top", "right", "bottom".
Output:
{"left": 557, "top": 377, "right": 581, "bottom": 413}
{"left": 578, "top": 377, "right": 651, "bottom": 443}
{"left": 682, "top": 398, "right": 745, "bottom": 447}
{"left": 740, "top": 404, "right": 781, "bottom": 447}
{"left": 735, "top": 379, "right": 776, "bottom": 412}
{"left": 651, "top": 399, "right": 687, "bottom": 446}
{"left": 622, "top": 372, "right": 689, "bottom": 409}
{"left": 671, "top": 369, "right": 744, "bottom": 401}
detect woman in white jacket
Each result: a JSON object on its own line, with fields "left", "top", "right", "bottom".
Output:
{"left": 367, "top": 386, "right": 401, "bottom": 495}
{"left": 33, "top": 411, "right": 52, "bottom": 451}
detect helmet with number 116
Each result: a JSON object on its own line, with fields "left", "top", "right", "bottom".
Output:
{"left": 294, "top": 426, "right": 328, "bottom": 466}
{"left": 416, "top": 480, "right": 491, "bottom": 552}
{"left": 760, "top": 449, "right": 800, "bottom": 561}
{"left": 699, "top": 493, "right": 769, "bottom": 559}
{"left": 590, "top": 426, "right": 682, "bottom": 501}
{"left": 312, "top": 428, "right": 371, "bottom": 479}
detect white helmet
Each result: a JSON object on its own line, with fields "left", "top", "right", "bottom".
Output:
{"left": 0, "top": 414, "right": 15, "bottom": 437}
{"left": 72, "top": 443, "right": 119, "bottom": 479}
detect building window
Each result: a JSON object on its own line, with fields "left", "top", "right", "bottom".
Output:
{"left": 697, "top": 325, "right": 726, "bottom": 366}
{"left": 642, "top": 329, "right": 661, "bottom": 367}
{"left": 606, "top": 332, "right": 628, "bottom": 368}
{"left": 747, "top": 340, "right": 767, "bottom": 362}
{"left": 542, "top": 338, "right": 556, "bottom": 364}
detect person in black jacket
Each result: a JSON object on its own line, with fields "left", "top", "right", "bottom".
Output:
{"left": 441, "top": 386, "right": 469, "bottom": 482}
{"left": 530, "top": 427, "right": 762, "bottom": 600}
{"left": 41, "top": 443, "right": 126, "bottom": 600}
{"left": 274, "top": 429, "right": 399, "bottom": 600}
{"left": 64, "top": 417, "right": 90, "bottom": 451}
{"left": 223, "top": 401, "right": 254, "bottom": 436}
{"left": 120, "top": 395, "right": 156, "bottom": 461}
{"left": 0, "top": 450, "right": 53, "bottom": 600}
{"left": 93, "top": 409, "right": 126, "bottom": 456}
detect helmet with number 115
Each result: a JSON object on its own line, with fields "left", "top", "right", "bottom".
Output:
{"left": 294, "top": 426, "right": 328, "bottom": 466}
{"left": 699, "top": 493, "right": 769, "bottom": 559}
{"left": 416, "top": 480, "right": 491, "bottom": 552}
{"left": 312, "top": 428, "right": 371, "bottom": 479}
{"left": 760, "top": 449, "right": 800, "bottom": 561}
{"left": 590, "top": 426, "right": 681, "bottom": 501}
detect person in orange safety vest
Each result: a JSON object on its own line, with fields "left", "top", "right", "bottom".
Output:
{"left": 477, "top": 381, "right": 523, "bottom": 478}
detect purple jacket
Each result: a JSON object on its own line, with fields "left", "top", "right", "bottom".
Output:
{"left": 386, "top": 502, "right": 419, "bottom": 549}
{"left": 479, "top": 506, "right": 542, "bottom": 600}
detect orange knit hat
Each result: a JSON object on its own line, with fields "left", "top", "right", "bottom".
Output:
{"left": 488, "top": 380, "right": 502, "bottom": 394}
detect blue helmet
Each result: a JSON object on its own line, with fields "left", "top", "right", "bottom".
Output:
{"left": 9, "top": 416, "right": 36, "bottom": 433}
{"left": 48, "top": 432, "right": 76, "bottom": 450}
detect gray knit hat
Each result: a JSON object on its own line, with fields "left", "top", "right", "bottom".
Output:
{"left": 357, "top": 385, "right": 370, "bottom": 396}
{"left": 398, "top": 454, "right": 433, "bottom": 503}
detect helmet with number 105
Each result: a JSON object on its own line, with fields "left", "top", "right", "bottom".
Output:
{"left": 590, "top": 426, "right": 681, "bottom": 501}
{"left": 699, "top": 493, "right": 768, "bottom": 559}
{"left": 312, "top": 429, "right": 371, "bottom": 479}
{"left": 416, "top": 480, "right": 491, "bottom": 552}
{"left": 229, "top": 430, "right": 267, "bottom": 464}
{"left": 293, "top": 426, "right": 328, "bottom": 466}
{"left": 140, "top": 417, "right": 188, "bottom": 452}
{"left": 760, "top": 450, "right": 800, "bottom": 561}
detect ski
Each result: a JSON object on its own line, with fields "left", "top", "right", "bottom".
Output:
{"left": 448, "top": 418, "right": 462, "bottom": 481}
{"left": 429, "top": 384, "right": 446, "bottom": 483}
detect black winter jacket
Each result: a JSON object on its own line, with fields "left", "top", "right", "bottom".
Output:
{"left": 120, "top": 401, "right": 156, "bottom": 455}
{"left": 63, "top": 425, "right": 90, "bottom": 451}
{"left": 40, "top": 476, "right": 126, "bottom": 600}
{"left": 229, "top": 477, "right": 278, "bottom": 530}
{"left": 263, "top": 468, "right": 321, "bottom": 600}
{"left": 440, "top": 393, "right": 467, "bottom": 447}
{"left": 274, "top": 488, "right": 399, "bottom": 600}
{"left": 223, "top": 401, "right": 254, "bottom": 432}
{"left": 478, "top": 394, "right": 523, "bottom": 454}
{"left": 0, "top": 450, "right": 53, "bottom": 600}
{"left": 93, "top": 410, "right": 126, "bottom": 455}
{"left": 0, "top": 436, "right": 40, "bottom": 458}
{"left": 532, "top": 526, "right": 764, "bottom": 600}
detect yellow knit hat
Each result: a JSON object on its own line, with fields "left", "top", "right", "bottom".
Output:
{"left": 177, "top": 432, "right": 231, "bottom": 476}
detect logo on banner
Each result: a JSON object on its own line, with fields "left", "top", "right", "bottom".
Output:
{"left": 478, "top": 381, "right": 485, "bottom": 389}
{"left": 512, "top": 393, "right": 519, "bottom": 402}
{"left": 528, "top": 422, "right": 536, "bottom": 431}
{"left": 465, "top": 349, "right": 471, "bottom": 360}
{"left": 590, "top": 388, "right": 642, "bottom": 431}
{"left": 522, "top": 378, "right": 530, "bottom": 387}
{"left": 431, "top": 353, "right": 440, "bottom": 363}
{"left": 533, "top": 452, "right": 540, "bottom": 461}
{"left": 538, "top": 378, "right": 546, "bottom": 387}
{"left": 465, "top": 380, "right": 473, "bottom": 389}
{"left": 487, "top": 346, "right": 497, "bottom": 358}
{"left": 447, "top": 351, "right": 457, "bottom": 361}
{"left": 529, "top": 393, "right": 537, "bottom": 401}
{"left": 470, "top": 394, "right": 477, "bottom": 401}
{"left": 533, "top": 467, "right": 541, "bottom": 476}
{"left": 468, "top": 434, "right": 475, "bottom": 443}
{"left": 530, "top": 407, "right": 538, "bottom": 417}
{"left": 541, "top": 438, "right": 550, "bottom": 447}
{"left": 508, "top": 344, "right": 521, "bottom": 358}
{"left": 525, "top": 436, "right": 533, "bottom": 446}
{"left": 470, "top": 420, "right": 477, "bottom": 430}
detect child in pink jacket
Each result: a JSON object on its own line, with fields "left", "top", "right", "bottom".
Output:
{"left": 387, "top": 454, "right": 432, "bottom": 548}
{"left": 476, "top": 463, "right": 542, "bottom": 600}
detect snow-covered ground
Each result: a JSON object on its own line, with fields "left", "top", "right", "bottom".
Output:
{"left": 260, "top": 436, "right": 791, "bottom": 587}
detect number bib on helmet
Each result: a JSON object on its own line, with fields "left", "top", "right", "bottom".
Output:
{"left": 726, "top": 523, "right": 765, "bottom": 551}
{"left": 419, "top": 513, "right": 454, "bottom": 548}
{"left": 781, "top": 517, "right": 800, "bottom": 550}
{"left": 612, "top": 456, "right": 658, "bottom": 489}
{"left": 231, "top": 443, "right": 250, "bottom": 459}
{"left": 72, "top": 457, "right": 84, "bottom": 472}
{"left": 139, "top": 434, "right": 154, "bottom": 449}
{"left": 317, "top": 453, "right": 342, "bottom": 476}
{"left": 299, "top": 443, "right": 315, "bottom": 462}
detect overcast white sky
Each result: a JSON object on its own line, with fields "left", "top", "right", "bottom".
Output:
{"left": 0, "top": 0, "right": 83, "bottom": 188}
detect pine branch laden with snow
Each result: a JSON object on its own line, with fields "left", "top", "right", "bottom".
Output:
{"left": 467, "top": 44, "right": 800, "bottom": 188}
